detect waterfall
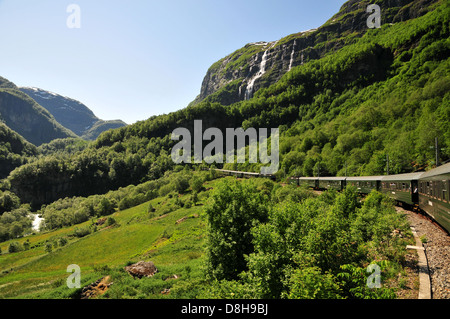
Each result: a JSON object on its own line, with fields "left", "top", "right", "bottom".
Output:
{"left": 244, "top": 41, "right": 277, "bottom": 100}
{"left": 245, "top": 49, "right": 269, "bottom": 100}
{"left": 288, "top": 40, "right": 296, "bottom": 71}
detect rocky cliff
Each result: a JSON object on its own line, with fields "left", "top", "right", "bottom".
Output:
{"left": 194, "top": 0, "right": 440, "bottom": 106}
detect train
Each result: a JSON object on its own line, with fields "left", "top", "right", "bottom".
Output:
{"left": 215, "top": 164, "right": 450, "bottom": 234}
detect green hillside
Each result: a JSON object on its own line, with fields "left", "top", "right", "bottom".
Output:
{"left": 0, "top": 123, "right": 37, "bottom": 180}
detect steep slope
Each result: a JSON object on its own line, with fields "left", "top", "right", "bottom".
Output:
{"left": 0, "top": 122, "right": 37, "bottom": 179}
{"left": 194, "top": 0, "right": 441, "bottom": 106}
{"left": 20, "top": 87, "right": 127, "bottom": 140}
{"left": 0, "top": 88, "right": 77, "bottom": 146}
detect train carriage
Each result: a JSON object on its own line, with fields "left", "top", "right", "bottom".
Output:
{"left": 216, "top": 164, "right": 450, "bottom": 234}
{"left": 318, "top": 177, "right": 346, "bottom": 191}
{"left": 418, "top": 163, "right": 450, "bottom": 232}
{"left": 298, "top": 177, "right": 319, "bottom": 189}
{"left": 345, "top": 176, "right": 383, "bottom": 194}
{"left": 381, "top": 172, "right": 424, "bottom": 206}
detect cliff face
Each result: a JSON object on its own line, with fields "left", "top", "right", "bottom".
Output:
{"left": 195, "top": 0, "right": 440, "bottom": 106}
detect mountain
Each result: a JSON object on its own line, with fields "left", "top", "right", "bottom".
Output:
{"left": 19, "top": 87, "right": 127, "bottom": 140}
{"left": 0, "top": 87, "right": 77, "bottom": 146}
{"left": 6, "top": 0, "right": 449, "bottom": 207}
{"left": 193, "top": 0, "right": 441, "bottom": 106}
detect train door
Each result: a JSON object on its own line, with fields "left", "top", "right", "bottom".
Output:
{"left": 411, "top": 180, "right": 419, "bottom": 203}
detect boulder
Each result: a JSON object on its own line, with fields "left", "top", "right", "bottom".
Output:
{"left": 125, "top": 261, "right": 158, "bottom": 279}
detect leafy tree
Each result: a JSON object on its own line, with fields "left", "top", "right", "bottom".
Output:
{"left": 205, "top": 179, "right": 269, "bottom": 281}
{"left": 8, "top": 241, "right": 22, "bottom": 253}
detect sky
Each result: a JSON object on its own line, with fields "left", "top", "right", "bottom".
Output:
{"left": 0, "top": 0, "right": 346, "bottom": 125}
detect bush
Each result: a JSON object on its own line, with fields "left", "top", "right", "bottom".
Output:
{"left": 172, "top": 174, "right": 190, "bottom": 194}
{"left": 71, "top": 227, "right": 91, "bottom": 238}
{"left": 58, "top": 237, "right": 68, "bottom": 247}
{"left": 8, "top": 241, "right": 22, "bottom": 253}
{"left": 190, "top": 176, "right": 204, "bottom": 193}
{"left": 106, "top": 217, "right": 117, "bottom": 226}
{"left": 45, "top": 242, "right": 53, "bottom": 253}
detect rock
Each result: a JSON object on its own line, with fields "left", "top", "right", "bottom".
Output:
{"left": 161, "top": 288, "right": 170, "bottom": 295}
{"left": 80, "top": 276, "right": 113, "bottom": 299}
{"left": 125, "top": 261, "right": 158, "bottom": 279}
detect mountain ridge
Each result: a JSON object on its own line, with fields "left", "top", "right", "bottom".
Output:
{"left": 20, "top": 87, "right": 127, "bottom": 140}
{"left": 0, "top": 87, "right": 77, "bottom": 146}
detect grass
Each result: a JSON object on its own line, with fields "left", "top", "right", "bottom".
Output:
{"left": 0, "top": 180, "right": 216, "bottom": 299}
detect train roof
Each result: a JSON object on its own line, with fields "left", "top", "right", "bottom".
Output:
{"left": 381, "top": 172, "right": 424, "bottom": 181}
{"left": 346, "top": 176, "right": 384, "bottom": 181}
{"left": 217, "top": 169, "right": 259, "bottom": 176}
{"left": 318, "top": 176, "right": 347, "bottom": 181}
{"left": 419, "top": 162, "right": 450, "bottom": 178}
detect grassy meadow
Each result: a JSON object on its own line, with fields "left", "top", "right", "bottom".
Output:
{"left": 0, "top": 178, "right": 215, "bottom": 299}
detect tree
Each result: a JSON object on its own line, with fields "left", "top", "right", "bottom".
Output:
{"left": 8, "top": 241, "right": 22, "bottom": 253}
{"left": 190, "top": 175, "right": 203, "bottom": 193}
{"left": 173, "top": 174, "right": 190, "bottom": 194}
{"left": 204, "top": 179, "right": 268, "bottom": 281}
{"left": 98, "top": 197, "right": 115, "bottom": 216}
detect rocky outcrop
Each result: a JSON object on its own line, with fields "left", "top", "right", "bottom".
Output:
{"left": 80, "top": 276, "right": 113, "bottom": 299}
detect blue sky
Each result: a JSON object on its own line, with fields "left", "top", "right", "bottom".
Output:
{"left": 0, "top": 0, "right": 346, "bottom": 124}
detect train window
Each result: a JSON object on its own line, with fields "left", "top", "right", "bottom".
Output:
{"left": 442, "top": 180, "right": 448, "bottom": 202}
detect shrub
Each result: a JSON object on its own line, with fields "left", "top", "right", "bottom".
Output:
{"left": 8, "top": 241, "right": 22, "bottom": 253}
{"left": 72, "top": 227, "right": 91, "bottom": 238}
{"left": 190, "top": 176, "right": 204, "bottom": 193}
{"left": 58, "top": 237, "right": 68, "bottom": 247}
{"left": 106, "top": 217, "right": 117, "bottom": 226}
